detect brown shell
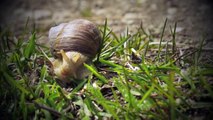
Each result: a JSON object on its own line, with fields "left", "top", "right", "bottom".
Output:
{"left": 49, "top": 19, "right": 102, "bottom": 59}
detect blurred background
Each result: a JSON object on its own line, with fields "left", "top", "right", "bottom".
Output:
{"left": 0, "top": 0, "right": 213, "bottom": 46}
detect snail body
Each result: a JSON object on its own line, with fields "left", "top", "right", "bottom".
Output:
{"left": 48, "top": 19, "right": 102, "bottom": 80}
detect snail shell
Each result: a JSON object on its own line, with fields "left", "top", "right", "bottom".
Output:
{"left": 48, "top": 19, "right": 102, "bottom": 80}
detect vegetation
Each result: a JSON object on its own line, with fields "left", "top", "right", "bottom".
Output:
{"left": 0, "top": 19, "right": 213, "bottom": 120}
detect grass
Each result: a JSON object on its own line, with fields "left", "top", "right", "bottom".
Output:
{"left": 0, "top": 19, "right": 213, "bottom": 120}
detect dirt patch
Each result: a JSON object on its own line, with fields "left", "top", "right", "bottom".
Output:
{"left": 0, "top": 0, "right": 213, "bottom": 48}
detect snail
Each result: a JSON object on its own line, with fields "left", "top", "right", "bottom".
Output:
{"left": 48, "top": 19, "right": 102, "bottom": 81}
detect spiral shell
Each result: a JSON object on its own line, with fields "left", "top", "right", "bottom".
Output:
{"left": 49, "top": 19, "right": 102, "bottom": 59}
{"left": 48, "top": 19, "right": 102, "bottom": 80}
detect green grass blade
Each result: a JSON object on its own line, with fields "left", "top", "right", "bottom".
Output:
{"left": 84, "top": 63, "right": 108, "bottom": 83}
{"left": 157, "top": 18, "right": 167, "bottom": 62}
{"left": 139, "top": 84, "right": 154, "bottom": 104}
{"left": 24, "top": 33, "right": 36, "bottom": 59}
{"left": 170, "top": 22, "right": 177, "bottom": 54}
{"left": 3, "top": 72, "right": 29, "bottom": 94}
{"left": 40, "top": 65, "right": 47, "bottom": 81}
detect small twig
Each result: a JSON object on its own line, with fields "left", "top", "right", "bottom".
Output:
{"left": 174, "top": 49, "right": 197, "bottom": 63}
{"left": 149, "top": 42, "right": 172, "bottom": 46}
{"left": 33, "top": 101, "right": 72, "bottom": 119}
{"left": 200, "top": 48, "right": 213, "bottom": 51}
{"left": 92, "top": 101, "right": 103, "bottom": 111}
{"left": 34, "top": 101, "right": 62, "bottom": 116}
{"left": 174, "top": 46, "right": 213, "bottom": 63}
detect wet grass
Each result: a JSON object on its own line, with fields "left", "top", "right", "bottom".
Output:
{"left": 0, "top": 19, "right": 213, "bottom": 120}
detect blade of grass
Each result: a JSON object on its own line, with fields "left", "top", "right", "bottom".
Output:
{"left": 86, "top": 83, "right": 119, "bottom": 120}
{"left": 3, "top": 72, "right": 29, "bottom": 94}
{"left": 20, "top": 92, "right": 27, "bottom": 120}
{"left": 24, "top": 32, "right": 36, "bottom": 59}
{"left": 102, "top": 35, "right": 131, "bottom": 59}
{"left": 157, "top": 18, "right": 168, "bottom": 62}
{"left": 168, "top": 71, "right": 176, "bottom": 120}
{"left": 139, "top": 21, "right": 148, "bottom": 36}
{"left": 40, "top": 65, "right": 47, "bottom": 81}
{"left": 122, "top": 67, "right": 133, "bottom": 110}
{"left": 199, "top": 73, "right": 213, "bottom": 99}
{"left": 139, "top": 84, "right": 154, "bottom": 104}
{"left": 84, "top": 63, "right": 108, "bottom": 83}
{"left": 97, "top": 18, "right": 111, "bottom": 62}
{"left": 170, "top": 22, "right": 177, "bottom": 54}
{"left": 99, "top": 58, "right": 122, "bottom": 68}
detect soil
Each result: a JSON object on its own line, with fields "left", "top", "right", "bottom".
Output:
{"left": 1, "top": 0, "right": 213, "bottom": 47}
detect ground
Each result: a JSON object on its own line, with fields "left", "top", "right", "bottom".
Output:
{"left": 0, "top": 0, "right": 213, "bottom": 119}
{"left": 0, "top": 0, "right": 213, "bottom": 47}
